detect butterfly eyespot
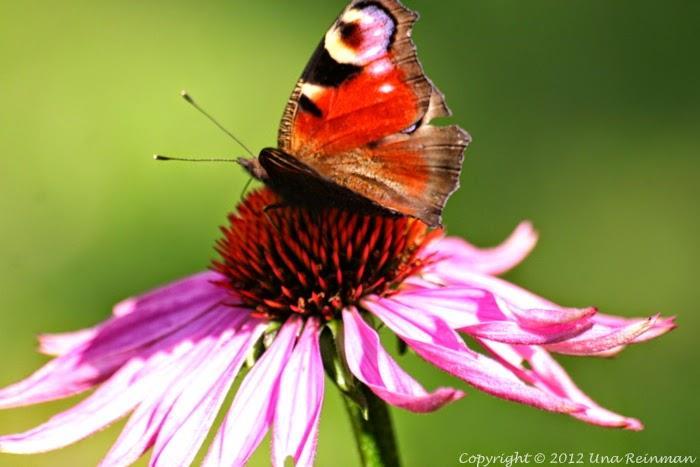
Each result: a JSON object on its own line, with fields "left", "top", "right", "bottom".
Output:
{"left": 339, "top": 21, "right": 363, "bottom": 48}
{"left": 325, "top": 4, "right": 395, "bottom": 66}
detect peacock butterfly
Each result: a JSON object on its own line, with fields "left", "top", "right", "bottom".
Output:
{"left": 238, "top": 0, "right": 470, "bottom": 227}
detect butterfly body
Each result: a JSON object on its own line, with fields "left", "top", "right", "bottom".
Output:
{"left": 241, "top": 0, "right": 470, "bottom": 227}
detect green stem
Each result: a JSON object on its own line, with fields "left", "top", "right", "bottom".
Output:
{"left": 342, "top": 384, "right": 401, "bottom": 467}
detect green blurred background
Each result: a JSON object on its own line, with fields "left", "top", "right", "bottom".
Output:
{"left": 1, "top": 0, "right": 698, "bottom": 466}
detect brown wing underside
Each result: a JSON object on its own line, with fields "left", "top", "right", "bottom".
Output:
{"left": 275, "top": 0, "right": 470, "bottom": 226}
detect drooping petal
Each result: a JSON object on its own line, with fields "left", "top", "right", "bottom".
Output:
{"left": 592, "top": 313, "right": 676, "bottom": 344}
{"left": 112, "top": 271, "right": 224, "bottom": 317}
{"left": 155, "top": 325, "right": 265, "bottom": 467}
{"left": 388, "top": 287, "right": 494, "bottom": 329}
{"left": 458, "top": 320, "right": 592, "bottom": 346}
{"left": 0, "top": 275, "right": 235, "bottom": 409}
{"left": 422, "top": 221, "right": 538, "bottom": 275}
{"left": 272, "top": 318, "right": 325, "bottom": 467}
{"left": 38, "top": 328, "right": 100, "bottom": 357}
{"left": 99, "top": 317, "right": 265, "bottom": 467}
{"left": 544, "top": 315, "right": 659, "bottom": 356}
{"left": 204, "top": 316, "right": 303, "bottom": 467}
{"left": 0, "top": 307, "right": 239, "bottom": 454}
{"left": 363, "top": 297, "right": 581, "bottom": 414}
{"left": 0, "top": 360, "right": 148, "bottom": 455}
{"left": 342, "top": 307, "right": 464, "bottom": 413}
{"left": 428, "top": 265, "right": 556, "bottom": 310}
{"left": 481, "top": 340, "right": 643, "bottom": 430}
{"left": 39, "top": 272, "right": 227, "bottom": 357}
{"left": 428, "top": 267, "right": 671, "bottom": 353}
{"left": 387, "top": 288, "right": 595, "bottom": 345}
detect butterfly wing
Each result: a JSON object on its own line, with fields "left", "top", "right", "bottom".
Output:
{"left": 276, "top": 0, "right": 469, "bottom": 226}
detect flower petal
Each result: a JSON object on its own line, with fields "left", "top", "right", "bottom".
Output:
{"left": 99, "top": 317, "right": 265, "bottom": 467}
{"left": 272, "top": 318, "right": 325, "bottom": 467}
{"left": 429, "top": 267, "right": 671, "bottom": 354}
{"left": 388, "top": 287, "right": 595, "bottom": 345}
{"left": 39, "top": 272, "right": 226, "bottom": 357}
{"left": 592, "top": 313, "right": 676, "bottom": 344}
{"left": 150, "top": 318, "right": 265, "bottom": 467}
{"left": 459, "top": 320, "right": 591, "bottom": 345}
{"left": 544, "top": 315, "right": 659, "bottom": 356}
{"left": 342, "top": 307, "right": 464, "bottom": 413}
{"left": 481, "top": 340, "right": 643, "bottom": 430}
{"left": 38, "top": 328, "right": 99, "bottom": 357}
{"left": 422, "top": 221, "right": 537, "bottom": 275}
{"left": 363, "top": 297, "right": 581, "bottom": 414}
{"left": 0, "top": 307, "right": 239, "bottom": 454}
{"left": 204, "top": 316, "right": 303, "bottom": 467}
{"left": 112, "top": 271, "right": 224, "bottom": 317}
{"left": 428, "top": 265, "right": 556, "bottom": 310}
{"left": 0, "top": 276, "right": 233, "bottom": 409}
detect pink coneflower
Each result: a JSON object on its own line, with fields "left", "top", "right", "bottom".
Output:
{"left": 0, "top": 188, "right": 674, "bottom": 466}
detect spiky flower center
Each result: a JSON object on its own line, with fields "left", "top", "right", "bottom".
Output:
{"left": 212, "top": 188, "right": 439, "bottom": 321}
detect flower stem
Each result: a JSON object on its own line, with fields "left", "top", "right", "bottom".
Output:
{"left": 342, "top": 384, "right": 401, "bottom": 467}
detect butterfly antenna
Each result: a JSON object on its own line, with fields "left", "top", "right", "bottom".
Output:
{"left": 154, "top": 154, "right": 256, "bottom": 200}
{"left": 153, "top": 154, "right": 239, "bottom": 163}
{"left": 180, "top": 90, "right": 255, "bottom": 158}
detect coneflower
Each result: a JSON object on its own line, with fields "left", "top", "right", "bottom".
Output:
{"left": 0, "top": 188, "right": 675, "bottom": 466}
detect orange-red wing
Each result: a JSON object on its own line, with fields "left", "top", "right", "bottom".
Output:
{"left": 276, "top": 0, "right": 469, "bottom": 226}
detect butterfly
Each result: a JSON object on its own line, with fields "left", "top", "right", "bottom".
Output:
{"left": 239, "top": 0, "right": 470, "bottom": 227}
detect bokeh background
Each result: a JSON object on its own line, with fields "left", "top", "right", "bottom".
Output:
{"left": 1, "top": 0, "right": 698, "bottom": 466}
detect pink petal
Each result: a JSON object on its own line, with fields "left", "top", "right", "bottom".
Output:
{"left": 463, "top": 304, "right": 596, "bottom": 346}
{"left": 593, "top": 313, "right": 676, "bottom": 344}
{"left": 272, "top": 318, "right": 325, "bottom": 467}
{"left": 0, "top": 360, "right": 148, "bottom": 454}
{"left": 544, "top": 315, "right": 659, "bottom": 356}
{"left": 579, "top": 315, "right": 675, "bottom": 357}
{"left": 507, "top": 304, "right": 597, "bottom": 330}
{"left": 100, "top": 317, "right": 265, "bottom": 467}
{"left": 0, "top": 277, "right": 234, "bottom": 409}
{"left": 422, "top": 221, "right": 537, "bottom": 275}
{"left": 112, "top": 271, "right": 224, "bottom": 317}
{"left": 342, "top": 307, "right": 464, "bottom": 413}
{"left": 0, "top": 308, "right": 239, "bottom": 454}
{"left": 482, "top": 340, "right": 643, "bottom": 430}
{"left": 428, "top": 265, "right": 556, "bottom": 310}
{"left": 389, "top": 287, "right": 493, "bottom": 329}
{"left": 459, "top": 320, "right": 592, "bottom": 345}
{"left": 387, "top": 288, "right": 595, "bottom": 345}
{"left": 38, "top": 328, "right": 99, "bottom": 357}
{"left": 363, "top": 297, "right": 581, "bottom": 414}
{"left": 204, "top": 316, "right": 303, "bottom": 467}
{"left": 38, "top": 268, "right": 223, "bottom": 356}
{"left": 150, "top": 318, "right": 265, "bottom": 467}
{"left": 429, "top": 267, "right": 671, "bottom": 353}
